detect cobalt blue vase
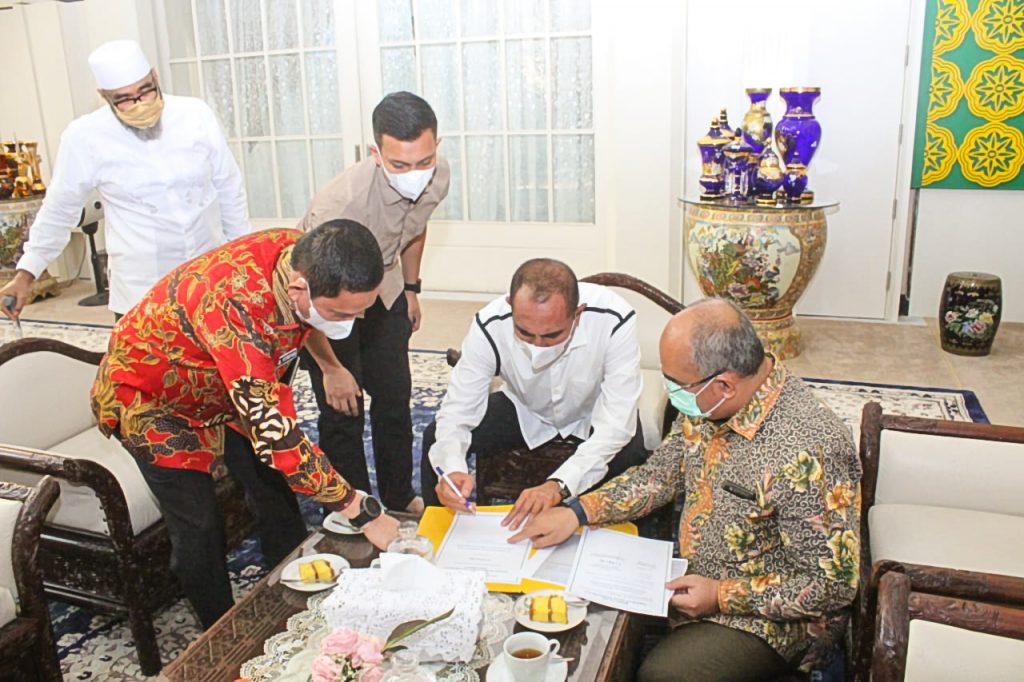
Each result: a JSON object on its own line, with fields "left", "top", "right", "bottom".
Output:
{"left": 697, "top": 118, "right": 729, "bottom": 200}
{"left": 775, "top": 88, "right": 821, "bottom": 202}
{"left": 723, "top": 131, "right": 753, "bottom": 202}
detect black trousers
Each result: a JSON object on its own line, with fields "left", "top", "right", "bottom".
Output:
{"left": 420, "top": 391, "right": 649, "bottom": 505}
{"left": 300, "top": 294, "right": 415, "bottom": 510}
{"left": 129, "top": 428, "right": 308, "bottom": 628}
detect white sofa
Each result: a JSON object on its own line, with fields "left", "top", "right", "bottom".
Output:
{"left": 856, "top": 402, "right": 1024, "bottom": 679}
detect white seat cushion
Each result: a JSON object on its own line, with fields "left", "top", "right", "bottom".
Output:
{"left": 870, "top": 504, "right": 1024, "bottom": 578}
{"left": 639, "top": 368, "right": 668, "bottom": 451}
{"left": 905, "top": 619, "right": 1024, "bottom": 681}
{"left": 0, "top": 497, "right": 20, "bottom": 615}
{"left": 0, "top": 587, "right": 15, "bottom": 628}
{"left": 0, "top": 429, "right": 162, "bottom": 537}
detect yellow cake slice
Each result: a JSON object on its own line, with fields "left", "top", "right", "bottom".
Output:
{"left": 298, "top": 559, "right": 335, "bottom": 583}
{"left": 529, "top": 595, "right": 568, "bottom": 624}
{"left": 549, "top": 595, "right": 568, "bottom": 624}
{"left": 530, "top": 595, "right": 551, "bottom": 622}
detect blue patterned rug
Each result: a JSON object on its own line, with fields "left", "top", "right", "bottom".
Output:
{"left": 0, "top": 319, "right": 988, "bottom": 679}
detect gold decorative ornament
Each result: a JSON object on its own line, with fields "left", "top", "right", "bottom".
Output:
{"left": 957, "top": 120, "right": 1024, "bottom": 187}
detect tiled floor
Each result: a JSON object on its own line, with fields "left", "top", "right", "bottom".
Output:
{"left": 20, "top": 280, "right": 1024, "bottom": 427}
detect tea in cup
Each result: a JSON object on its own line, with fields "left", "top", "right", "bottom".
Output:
{"left": 503, "top": 631, "right": 559, "bottom": 681}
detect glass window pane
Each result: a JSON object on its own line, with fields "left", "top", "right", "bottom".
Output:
{"left": 267, "top": 0, "right": 299, "bottom": 50}
{"left": 416, "top": 0, "right": 456, "bottom": 40}
{"left": 277, "top": 141, "right": 311, "bottom": 218}
{"left": 381, "top": 47, "right": 418, "bottom": 95}
{"left": 312, "top": 139, "right": 345, "bottom": 192}
{"left": 463, "top": 42, "right": 501, "bottom": 130}
{"left": 461, "top": 0, "right": 499, "bottom": 36}
{"left": 434, "top": 136, "right": 463, "bottom": 220}
{"left": 302, "top": 0, "right": 336, "bottom": 47}
{"left": 378, "top": 0, "right": 413, "bottom": 43}
{"left": 506, "top": 39, "right": 546, "bottom": 129}
{"left": 306, "top": 52, "right": 341, "bottom": 135}
{"left": 170, "top": 62, "right": 200, "bottom": 98}
{"left": 270, "top": 55, "right": 304, "bottom": 135}
{"left": 505, "top": 0, "right": 546, "bottom": 34}
{"left": 552, "top": 37, "right": 592, "bottom": 129}
{"left": 550, "top": 0, "right": 591, "bottom": 31}
{"left": 238, "top": 57, "right": 270, "bottom": 136}
{"left": 196, "top": 0, "right": 229, "bottom": 55}
{"left": 230, "top": 0, "right": 263, "bottom": 52}
{"left": 553, "top": 134, "right": 594, "bottom": 222}
{"left": 201, "top": 59, "right": 237, "bottom": 137}
{"left": 466, "top": 135, "right": 506, "bottom": 221}
{"left": 166, "top": 1, "right": 197, "bottom": 58}
{"left": 243, "top": 141, "right": 277, "bottom": 218}
{"left": 421, "top": 45, "right": 460, "bottom": 134}
{"left": 509, "top": 135, "right": 548, "bottom": 222}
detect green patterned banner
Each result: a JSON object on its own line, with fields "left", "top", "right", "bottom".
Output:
{"left": 912, "top": 0, "right": 1024, "bottom": 188}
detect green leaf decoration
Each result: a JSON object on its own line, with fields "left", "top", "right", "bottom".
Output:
{"left": 383, "top": 607, "right": 455, "bottom": 652}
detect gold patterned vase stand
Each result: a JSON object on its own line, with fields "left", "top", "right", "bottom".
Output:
{"left": 0, "top": 196, "right": 60, "bottom": 303}
{"left": 683, "top": 200, "right": 832, "bottom": 360}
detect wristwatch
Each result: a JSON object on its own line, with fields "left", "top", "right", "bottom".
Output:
{"left": 404, "top": 279, "right": 422, "bottom": 294}
{"left": 349, "top": 494, "right": 384, "bottom": 529}
{"left": 549, "top": 478, "right": 572, "bottom": 502}
{"left": 564, "top": 498, "right": 589, "bottom": 527}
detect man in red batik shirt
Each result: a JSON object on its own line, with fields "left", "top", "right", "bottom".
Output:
{"left": 91, "top": 219, "right": 400, "bottom": 628}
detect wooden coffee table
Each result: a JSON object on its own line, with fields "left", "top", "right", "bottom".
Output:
{"left": 158, "top": 529, "right": 645, "bottom": 681}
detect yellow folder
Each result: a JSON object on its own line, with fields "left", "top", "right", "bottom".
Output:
{"left": 418, "top": 505, "right": 638, "bottom": 593}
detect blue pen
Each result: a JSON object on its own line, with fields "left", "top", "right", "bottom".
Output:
{"left": 435, "top": 466, "right": 475, "bottom": 513}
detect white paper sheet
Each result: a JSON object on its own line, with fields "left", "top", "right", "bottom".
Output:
{"left": 434, "top": 511, "right": 531, "bottom": 585}
{"left": 565, "top": 527, "right": 676, "bottom": 616}
{"left": 522, "top": 533, "right": 582, "bottom": 588}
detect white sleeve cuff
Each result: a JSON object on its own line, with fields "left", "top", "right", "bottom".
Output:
{"left": 14, "top": 253, "right": 48, "bottom": 279}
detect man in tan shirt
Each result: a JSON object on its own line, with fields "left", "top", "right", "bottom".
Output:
{"left": 298, "top": 92, "right": 449, "bottom": 513}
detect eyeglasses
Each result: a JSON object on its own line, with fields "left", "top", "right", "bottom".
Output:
{"left": 664, "top": 369, "right": 723, "bottom": 392}
{"left": 111, "top": 84, "right": 159, "bottom": 111}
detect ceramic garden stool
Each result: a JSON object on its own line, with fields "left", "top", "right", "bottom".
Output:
{"left": 939, "top": 272, "right": 1002, "bottom": 356}
{"left": 0, "top": 196, "right": 58, "bottom": 301}
{"left": 681, "top": 198, "right": 838, "bottom": 359}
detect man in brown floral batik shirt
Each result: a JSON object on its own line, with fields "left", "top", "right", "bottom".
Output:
{"left": 511, "top": 299, "right": 861, "bottom": 680}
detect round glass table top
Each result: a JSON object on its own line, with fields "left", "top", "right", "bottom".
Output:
{"left": 680, "top": 196, "right": 839, "bottom": 213}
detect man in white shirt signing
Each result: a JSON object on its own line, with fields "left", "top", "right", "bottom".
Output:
{"left": 0, "top": 39, "right": 249, "bottom": 321}
{"left": 422, "top": 258, "right": 649, "bottom": 530}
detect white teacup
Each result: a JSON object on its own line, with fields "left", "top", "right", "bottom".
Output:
{"left": 502, "top": 631, "right": 560, "bottom": 681}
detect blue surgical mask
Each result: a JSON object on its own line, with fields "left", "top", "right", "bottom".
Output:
{"left": 665, "top": 373, "right": 726, "bottom": 419}
{"left": 295, "top": 279, "right": 355, "bottom": 340}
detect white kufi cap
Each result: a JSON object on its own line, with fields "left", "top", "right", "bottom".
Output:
{"left": 88, "top": 40, "right": 152, "bottom": 90}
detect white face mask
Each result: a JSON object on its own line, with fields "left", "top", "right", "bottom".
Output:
{"left": 295, "top": 279, "right": 355, "bottom": 340}
{"left": 515, "top": 317, "right": 578, "bottom": 371}
{"left": 383, "top": 164, "right": 436, "bottom": 201}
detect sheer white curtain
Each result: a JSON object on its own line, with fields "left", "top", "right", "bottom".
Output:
{"left": 377, "top": 0, "right": 594, "bottom": 224}
{"left": 164, "top": 0, "right": 346, "bottom": 220}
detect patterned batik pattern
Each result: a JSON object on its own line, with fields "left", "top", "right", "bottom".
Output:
{"left": 580, "top": 360, "right": 862, "bottom": 671}
{"left": 90, "top": 229, "right": 352, "bottom": 503}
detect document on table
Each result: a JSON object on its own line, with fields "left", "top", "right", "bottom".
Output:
{"left": 434, "top": 511, "right": 531, "bottom": 585}
{"left": 522, "top": 533, "right": 582, "bottom": 588}
{"left": 565, "top": 527, "right": 678, "bottom": 616}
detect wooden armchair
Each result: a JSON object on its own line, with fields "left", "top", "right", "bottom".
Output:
{"left": 447, "top": 273, "right": 683, "bottom": 517}
{"left": 0, "top": 338, "right": 253, "bottom": 675}
{"left": 853, "top": 402, "right": 1024, "bottom": 679}
{"left": 0, "top": 476, "right": 61, "bottom": 681}
{"left": 872, "top": 571, "right": 1024, "bottom": 681}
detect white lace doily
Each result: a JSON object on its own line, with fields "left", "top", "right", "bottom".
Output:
{"left": 320, "top": 567, "right": 487, "bottom": 662}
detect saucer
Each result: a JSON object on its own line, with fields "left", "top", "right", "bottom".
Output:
{"left": 279, "top": 553, "right": 349, "bottom": 592}
{"left": 514, "top": 590, "right": 587, "bottom": 633}
{"left": 322, "top": 511, "right": 362, "bottom": 535}
{"left": 485, "top": 652, "right": 567, "bottom": 682}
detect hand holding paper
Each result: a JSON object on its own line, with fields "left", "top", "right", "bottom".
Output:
{"left": 666, "top": 574, "right": 720, "bottom": 618}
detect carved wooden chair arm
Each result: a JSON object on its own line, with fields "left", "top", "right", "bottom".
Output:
{"left": 0, "top": 337, "right": 104, "bottom": 367}
{"left": 0, "top": 444, "right": 138, "bottom": 552}
{"left": 0, "top": 477, "right": 59, "bottom": 621}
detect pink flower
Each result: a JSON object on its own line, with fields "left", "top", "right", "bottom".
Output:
{"left": 311, "top": 654, "right": 343, "bottom": 682}
{"left": 352, "top": 637, "right": 384, "bottom": 667}
{"left": 360, "top": 667, "right": 385, "bottom": 682}
{"left": 321, "top": 628, "right": 361, "bottom": 656}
